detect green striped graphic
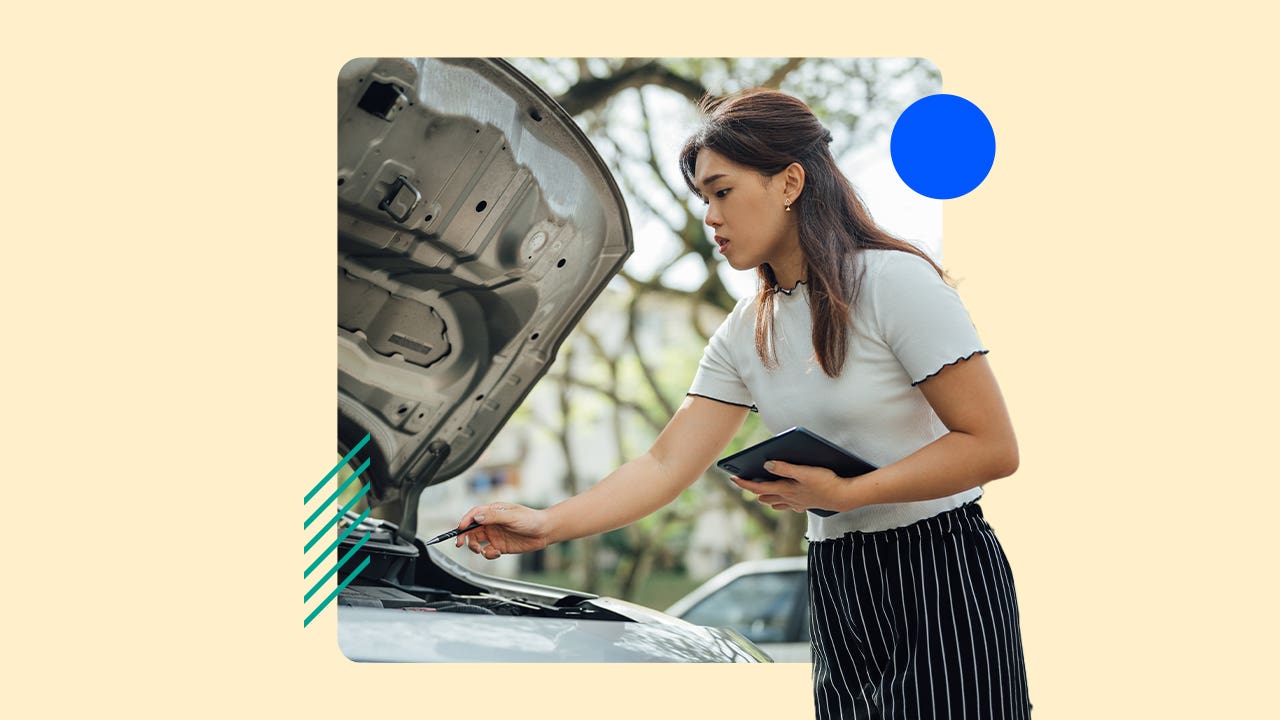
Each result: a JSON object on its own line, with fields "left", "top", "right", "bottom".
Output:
{"left": 306, "top": 434, "right": 371, "bottom": 503}
{"left": 304, "top": 557, "right": 370, "bottom": 628}
{"left": 304, "top": 433, "right": 373, "bottom": 628}
{"left": 305, "top": 505, "right": 372, "bottom": 579}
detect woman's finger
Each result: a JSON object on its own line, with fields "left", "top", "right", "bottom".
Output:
{"left": 455, "top": 504, "right": 494, "bottom": 546}
{"left": 765, "top": 460, "right": 831, "bottom": 483}
{"left": 732, "top": 476, "right": 774, "bottom": 494}
{"left": 456, "top": 523, "right": 480, "bottom": 548}
{"left": 457, "top": 505, "right": 486, "bottom": 529}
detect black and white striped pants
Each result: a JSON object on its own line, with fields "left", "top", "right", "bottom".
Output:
{"left": 807, "top": 502, "right": 1031, "bottom": 719}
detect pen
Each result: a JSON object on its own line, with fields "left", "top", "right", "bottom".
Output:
{"left": 422, "top": 521, "right": 482, "bottom": 546}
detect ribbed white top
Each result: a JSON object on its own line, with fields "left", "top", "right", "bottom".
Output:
{"left": 688, "top": 249, "right": 988, "bottom": 539}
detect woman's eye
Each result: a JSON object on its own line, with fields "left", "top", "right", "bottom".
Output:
{"left": 699, "top": 189, "right": 730, "bottom": 206}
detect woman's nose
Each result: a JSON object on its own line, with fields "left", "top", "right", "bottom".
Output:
{"left": 704, "top": 205, "right": 721, "bottom": 228}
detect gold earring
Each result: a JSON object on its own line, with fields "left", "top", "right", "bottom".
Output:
{"left": 784, "top": 198, "right": 792, "bottom": 212}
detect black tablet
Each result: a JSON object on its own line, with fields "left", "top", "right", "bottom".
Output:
{"left": 717, "top": 427, "right": 878, "bottom": 517}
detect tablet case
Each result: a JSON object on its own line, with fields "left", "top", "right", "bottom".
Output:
{"left": 716, "top": 427, "right": 877, "bottom": 517}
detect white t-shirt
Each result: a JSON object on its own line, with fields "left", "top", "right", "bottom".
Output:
{"left": 688, "top": 249, "right": 988, "bottom": 540}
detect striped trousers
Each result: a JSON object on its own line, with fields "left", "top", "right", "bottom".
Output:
{"left": 807, "top": 502, "right": 1031, "bottom": 719}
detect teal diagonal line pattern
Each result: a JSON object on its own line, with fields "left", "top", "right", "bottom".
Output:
{"left": 304, "top": 531, "right": 372, "bottom": 602}
{"left": 304, "top": 556, "right": 370, "bottom": 628}
{"left": 305, "top": 505, "right": 372, "bottom": 579}
{"left": 304, "top": 482, "right": 371, "bottom": 553}
{"left": 305, "top": 433, "right": 371, "bottom": 504}
{"left": 304, "top": 457, "right": 370, "bottom": 529}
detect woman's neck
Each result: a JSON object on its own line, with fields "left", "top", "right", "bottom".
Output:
{"left": 769, "top": 248, "right": 807, "bottom": 291}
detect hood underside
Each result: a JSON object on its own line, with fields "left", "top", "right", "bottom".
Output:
{"left": 337, "top": 58, "right": 632, "bottom": 503}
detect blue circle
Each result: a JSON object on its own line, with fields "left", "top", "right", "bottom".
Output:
{"left": 890, "top": 94, "right": 995, "bottom": 200}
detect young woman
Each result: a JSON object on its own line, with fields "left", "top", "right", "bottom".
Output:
{"left": 453, "top": 89, "right": 1031, "bottom": 719}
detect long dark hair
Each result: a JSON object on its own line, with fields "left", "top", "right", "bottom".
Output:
{"left": 678, "top": 88, "right": 949, "bottom": 377}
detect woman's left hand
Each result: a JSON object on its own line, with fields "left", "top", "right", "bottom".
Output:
{"left": 731, "top": 460, "right": 854, "bottom": 513}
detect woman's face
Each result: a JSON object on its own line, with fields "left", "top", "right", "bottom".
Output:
{"left": 693, "top": 148, "right": 799, "bottom": 273}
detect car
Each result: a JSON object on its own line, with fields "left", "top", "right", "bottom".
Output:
{"left": 331, "top": 57, "right": 770, "bottom": 663}
{"left": 666, "top": 557, "right": 812, "bottom": 663}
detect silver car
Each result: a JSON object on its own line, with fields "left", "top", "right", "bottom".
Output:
{"left": 333, "top": 57, "right": 768, "bottom": 662}
{"left": 667, "top": 557, "right": 812, "bottom": 663}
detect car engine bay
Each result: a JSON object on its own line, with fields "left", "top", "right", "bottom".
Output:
{"left": 334, "top": 512, "right": 630, "bottom": 621}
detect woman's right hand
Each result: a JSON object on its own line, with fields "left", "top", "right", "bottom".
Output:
{"left": 454, "top": 502, "right": 552, "bottom": 560}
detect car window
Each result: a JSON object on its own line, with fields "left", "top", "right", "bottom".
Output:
{"left": 680, "top": 571, "right": 807, "bottom": 644}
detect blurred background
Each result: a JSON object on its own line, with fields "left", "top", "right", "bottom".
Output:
{"left": 342, "top": 57, "right": 942, "bottom": 611}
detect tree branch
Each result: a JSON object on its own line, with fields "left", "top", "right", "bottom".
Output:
{"left": 637, "top": 89, "right": 703, "bottom": 236}
{"left": 580, "top": 326, "right": 630, "bottom": 465}
{"left": 688, "top": 295, "right": 713, "bottom": 344}
{"left": 697, "top": 257, "right": 740, "bottom": 314}
{"left": 547, "top": 370, "right": 665, "bottom": 432}
{"left": 555, "top": 60, "right": 709, "bottom": 116}
{"left": 762, "top": 58, "right": 806, "bottom": 89}
{"left": 593, "top": 132, "right": 689, "bottom": 255}
{"left": 626, "top": 291, "right": 677, "bottom": 419}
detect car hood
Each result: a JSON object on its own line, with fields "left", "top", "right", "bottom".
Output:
{"left": 334, "top": 516, "right": 773, "bottom": 662}
{"left": 337, "top": 605, "right": 770, "bottom": 663}
{"left": 337, "top": 58, "right": 632, "bottom": 503}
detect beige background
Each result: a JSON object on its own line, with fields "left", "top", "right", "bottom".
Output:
{"left": 6, "top": 1, "right": 1276, "bottom": 717}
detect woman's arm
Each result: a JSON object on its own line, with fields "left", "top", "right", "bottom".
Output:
{"left": 455, "top": 395, "right": 749, "bottom": 558}
{"left": 736, "top": 353, "right": 1017, "bottom": 513}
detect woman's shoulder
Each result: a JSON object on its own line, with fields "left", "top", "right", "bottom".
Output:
{"left": 858, "top": 248, "right": 947, "bottom": 291}
{"left": 852, "top": 248, "right": 952, "bottom": 323}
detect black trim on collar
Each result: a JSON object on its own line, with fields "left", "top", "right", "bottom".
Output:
{"left": 771, "top": 278, "right": 808, "bottom": 296}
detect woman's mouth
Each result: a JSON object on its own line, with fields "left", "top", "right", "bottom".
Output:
{"left": 714, "top": 235, "right": 730, "bottom": 253}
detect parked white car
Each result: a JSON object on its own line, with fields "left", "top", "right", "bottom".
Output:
{"left": 666, "top": 556, "right": 811, "bottom": 662}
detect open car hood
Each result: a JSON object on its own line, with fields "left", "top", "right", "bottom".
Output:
{"left": 337, "top": 58, "right": 632, "bottom": 505}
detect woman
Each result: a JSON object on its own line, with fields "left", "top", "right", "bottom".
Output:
{"left": 453, "top": 89, "right": 1031, "bottom": 719}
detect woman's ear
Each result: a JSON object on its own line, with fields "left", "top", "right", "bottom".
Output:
{"left": 784, "top": 162, "right": 807, "bottom": 200}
